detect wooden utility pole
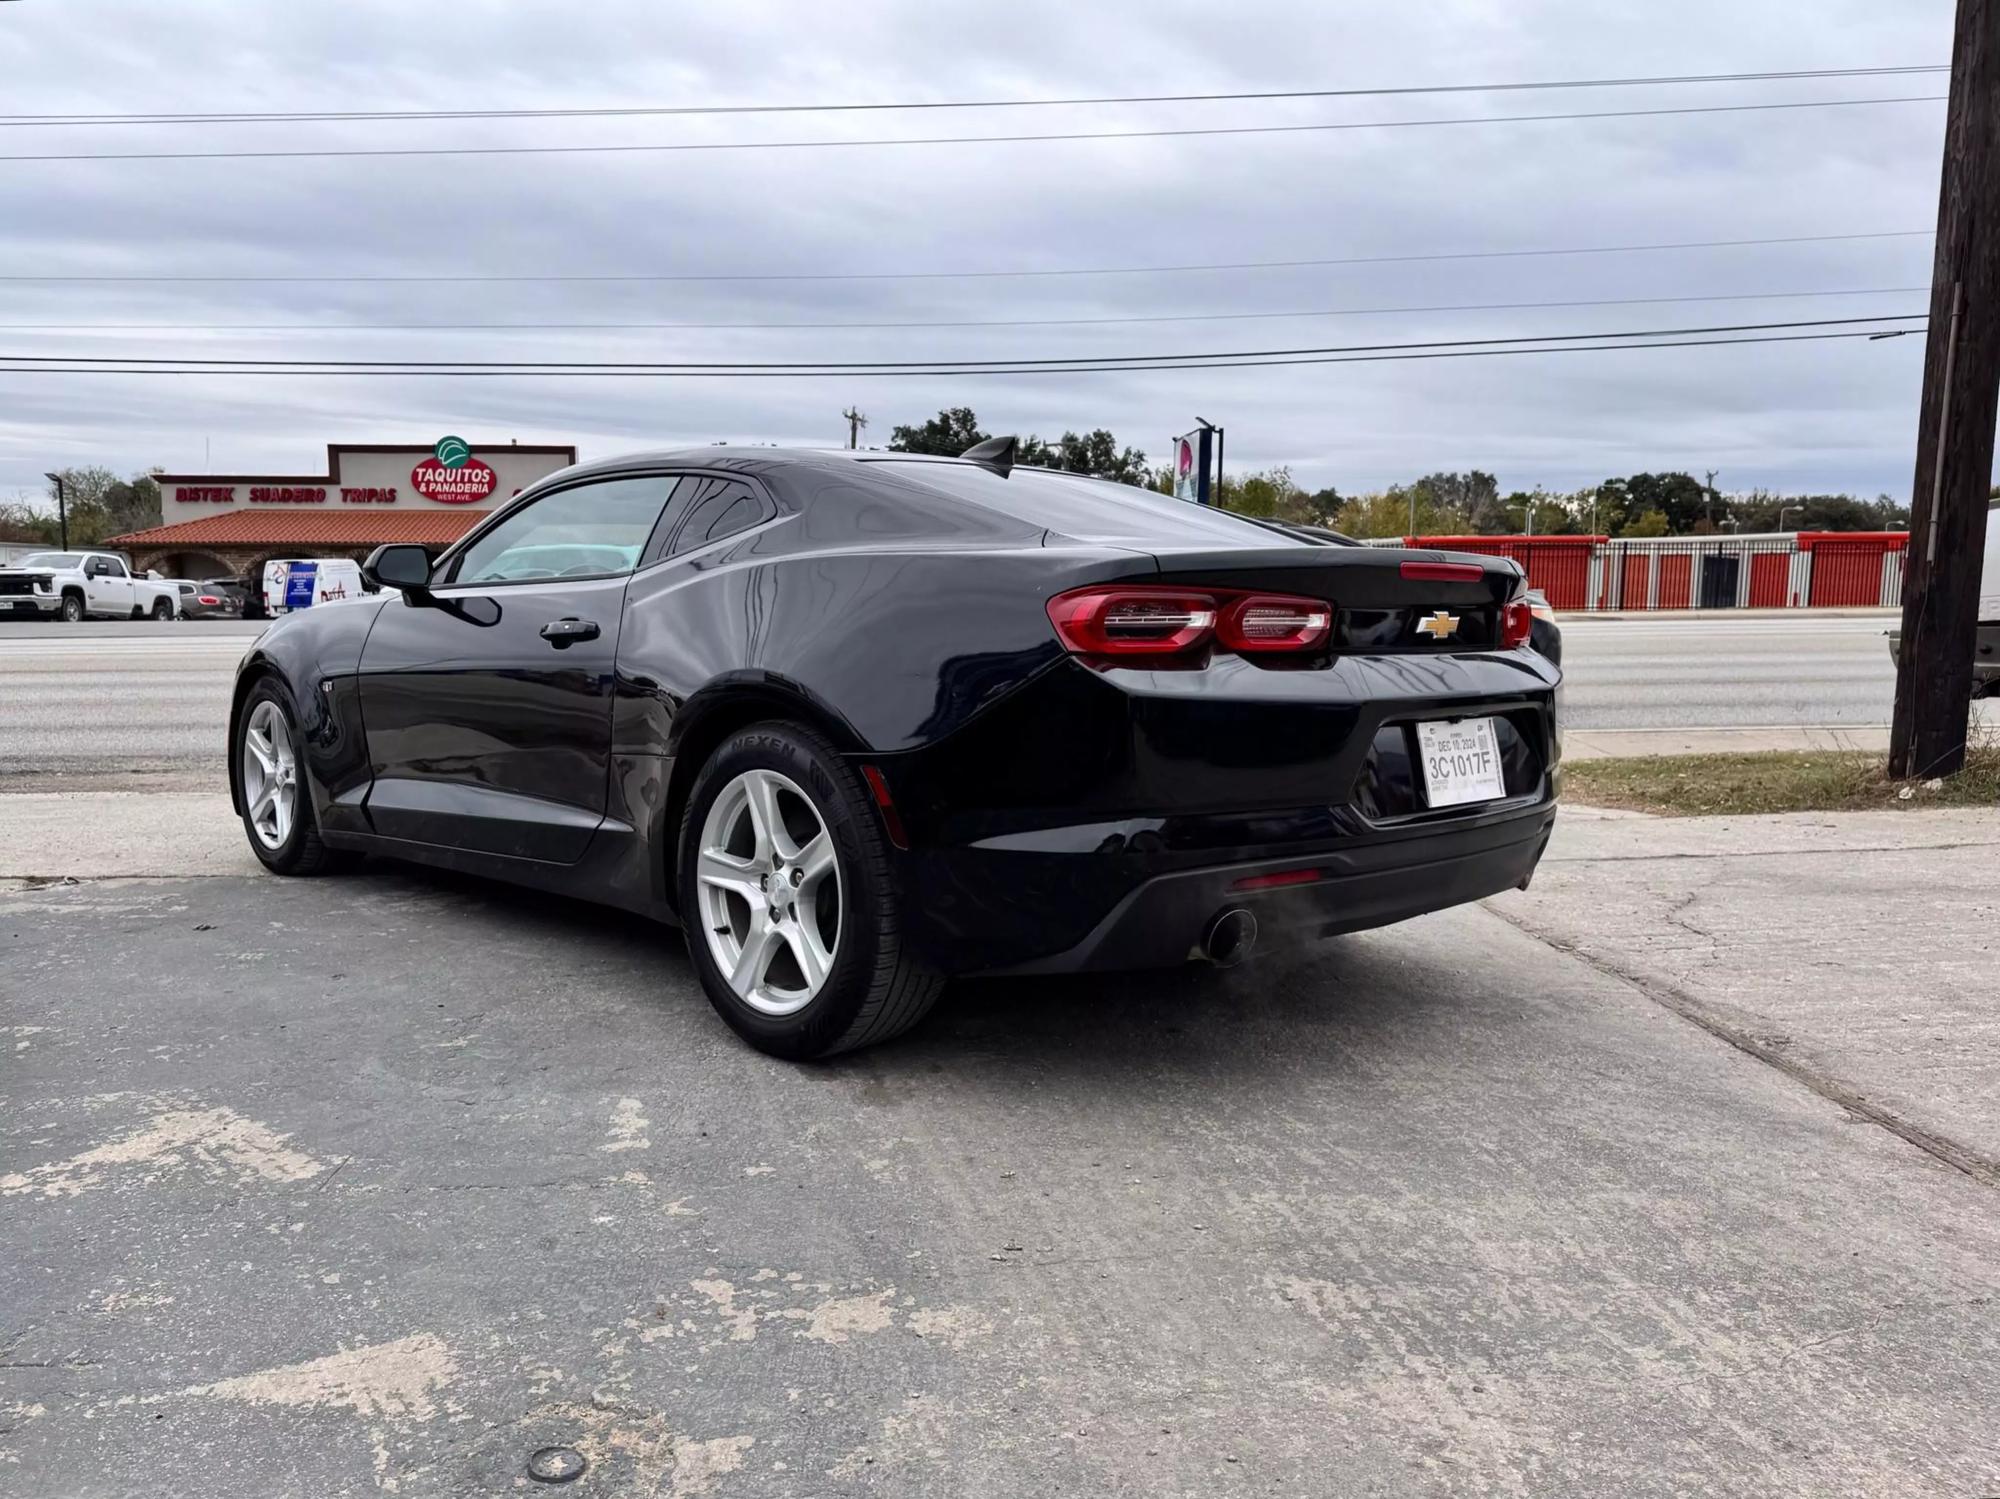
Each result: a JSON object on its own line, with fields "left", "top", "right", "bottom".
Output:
{"left": 1891, "top": 0, "right": 2000, "bottom": 779}
{"left": 841, "top": 407, "right": 867, "bottom": 449}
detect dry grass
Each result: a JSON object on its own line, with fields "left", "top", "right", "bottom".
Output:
{"left": 1562, "top": 742, "right": 2000, "bottom": 817}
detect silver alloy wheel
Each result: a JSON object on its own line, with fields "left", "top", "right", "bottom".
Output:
{"left": 240, "top": 699, "right": 299, "bottom": 851}
{"left": 695, "top": 767, "right": 841, "bottom": 1017}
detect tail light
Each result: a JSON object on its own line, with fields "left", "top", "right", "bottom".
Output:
{"left": 1047, "top": 586, "right": 1330, "bottom": 661}
{"left": 1047, "top": 588, "right": 1220, "bottom": 656}
{"left": 1220, "top": 595, "right": 1331, "bottom": 652}
{"left": 197, "top": 595, "right": 221, "bottom": 606}
{"left": 1400, "top": 560, "right": 1485, "bottom": 583}
{"left": 1501, "top": 599, "right": 1534, "bottom": 649}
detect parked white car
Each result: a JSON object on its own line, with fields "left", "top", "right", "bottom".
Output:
{"left": 0, "top": 550, "right": 182, "bottom": 621}
{"left": 262, "top": 557, "right": 369, "bottom": 615}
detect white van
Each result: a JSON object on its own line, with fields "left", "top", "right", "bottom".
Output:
{"left": 263, "top": 557, "right": 368, "bottom": 615}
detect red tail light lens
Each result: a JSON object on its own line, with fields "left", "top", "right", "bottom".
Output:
{"left": 1047, "top": 586, "right": 1334, "bottom": 659}
{"left": 197, "top": 595, "right": 220, "bottom": 605}
{"left": 1046, "top": 587, "right": 1220, "bottom": 655}
{"left": 1400, "top": 560, "right": 1485, "bottom": 583}
{"left": 1219, "top": 594, "right": 1331, "bottom": 652}
{"left": 1501, "top": 599, "right": 1534, "bottom": 649}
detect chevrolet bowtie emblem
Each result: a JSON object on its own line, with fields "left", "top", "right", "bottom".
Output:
{"left": 1416, "top": 610, "right": 1461, "bottom": 640}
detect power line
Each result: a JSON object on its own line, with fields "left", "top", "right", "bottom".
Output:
{"left": 0, "top": 314, "right": 1926, "bottom": 371}
{"left": 0, "top": 229, "right": 1935, "bottom": 284}
{"left": 0, "top": 328, "right": 1922, "bottom": 377}
{"left": 0, "top": 94, "right": 1945, "bottom": 164}
{"left": 0, "top": 64, "right": 1949, "bottom": 127}
{"left": 0, "top": 285, "right": 1930, "bottom": 335}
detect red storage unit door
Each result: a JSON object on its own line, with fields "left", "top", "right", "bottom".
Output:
{"left": 1657, "top": 553, "right": 1693, "bottom": 609}
{"left": 1801, "top": 533, "right": 1905, "bottom": 607}
{"left": 1747, "top": 551, "right": 1791, "bottom": 608}
{"left": 1808, "top": 543, "right": 1883, "bottom": 606}
{"left": 1521, "top": 542, "right": 1593, "bottom": 610}
{"left": 1620, "top": 553, "right": 1652, "bottom": 609}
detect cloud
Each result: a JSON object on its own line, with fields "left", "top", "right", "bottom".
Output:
{"left": 0, "top": 0, "right": 1950, "bottom": 499}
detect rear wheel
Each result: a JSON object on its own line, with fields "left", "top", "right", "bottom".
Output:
{"left": 237, "top": 681, "right": 342, "bottom": 875}
{"left": 677, "top": 722, "right": 940, "bottom": 1059}
{"left": 151, "top": 598, "right": 173, "bottom": 621}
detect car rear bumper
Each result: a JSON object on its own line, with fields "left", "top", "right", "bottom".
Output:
{"left": 974, "top": 797, "right": 1557, "bottom": 975}
{"left": 878, "top": 649, "right": 1560, "bottom": 974}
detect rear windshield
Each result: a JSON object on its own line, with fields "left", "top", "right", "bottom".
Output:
{"left": 861, "top": 459, "right": 1326, "bottom": 548}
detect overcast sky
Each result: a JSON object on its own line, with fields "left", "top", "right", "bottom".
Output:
{"left": 0, "top": 0, "right": 1954, "bottom": 503}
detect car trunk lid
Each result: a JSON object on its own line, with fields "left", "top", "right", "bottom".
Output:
{"left": 1128, "top": 543, "right": 1523, "bottom": 653}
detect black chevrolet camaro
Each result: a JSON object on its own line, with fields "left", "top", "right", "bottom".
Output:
{"left": 230, "top": 442, "right": 1561, "bottom": 1057}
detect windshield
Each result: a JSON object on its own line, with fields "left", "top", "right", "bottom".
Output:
{"left": 19, "top": 552, "right": 80, "bottom": 569}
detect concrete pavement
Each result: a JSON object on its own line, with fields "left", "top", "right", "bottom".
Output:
{"left": 1504, "top": 804, "right": 2000, "bottom": 1176}
{"left": 3, "top": 797, "right": 1998, "bottom": 1495}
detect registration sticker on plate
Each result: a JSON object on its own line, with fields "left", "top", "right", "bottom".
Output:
{"left": 1415, "top": 717, "right": 1507, "bottom": 808}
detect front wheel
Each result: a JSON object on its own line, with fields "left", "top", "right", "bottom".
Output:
{"left": 236, "top": 680, "right": 343, "bottom": 875}
{"left": 59, "top": 594, "right": 83, "bottom": 622}
{"left": 678, "top": 722, "right": 940, "bottom": 1059}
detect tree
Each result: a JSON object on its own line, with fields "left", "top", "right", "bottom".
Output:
{"left": 1726, "top": 490, "right": 1911, "bottom": 532}
{"left": 0, "top": 500, "right": 55, "bottom": 544}
{"left": 1020, "top": 428, "right": 1150, "bottom": 486}
{"left": 1620, "top": 508, "right": 1671, "bottom": 538}
{"left": 887, "top": 407, "right": 987, "bottom": 456}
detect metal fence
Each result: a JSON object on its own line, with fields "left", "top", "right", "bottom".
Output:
{"left": 1362, "top": 532, "right": 1907, "bottom": 611}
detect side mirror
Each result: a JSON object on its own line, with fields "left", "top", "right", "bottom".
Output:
{"left": 362, "top": 544, "right": 434, "bottom": 599}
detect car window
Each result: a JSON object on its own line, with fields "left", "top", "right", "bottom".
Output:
{"left": 177, "top": 583, "right": 196, "bottom": 595}
{"left": 444, "top": 476, "right": 680, "bottom": 586}
{"left": 93, "top": 556, "right": 129, "bottom": 577}
{"left": 667, "top": 478, "right": 769, "bottom": 557}
{"left": 21, "top": 553, "right": 81, "bottom": 569}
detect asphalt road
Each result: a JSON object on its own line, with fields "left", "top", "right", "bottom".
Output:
{"left": 0, "top": 613, "right": 1935, "bottom": 792}
{"left": 1557, "top": 612, "right": 1899, "bottom": 729}
{"left": 4, "top": 805, "right": 1997, "bottom": 1495}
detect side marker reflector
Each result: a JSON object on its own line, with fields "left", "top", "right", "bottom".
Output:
{"left": 860, "top": 764, "right": 909, "bottom": 850}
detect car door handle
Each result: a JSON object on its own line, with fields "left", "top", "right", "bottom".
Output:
{"left": 540, "top": 618, "right": 600, "bottom": 648}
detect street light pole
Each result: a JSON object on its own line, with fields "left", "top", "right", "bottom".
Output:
{"left": 42, "top": 471, "right": 67, "bottom": 551}
{"left": 1777, "top": 504, "right": 1802, "bottom": 532}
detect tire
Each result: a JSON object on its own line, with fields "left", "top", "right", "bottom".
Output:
{"left": 677, "top": 721, "right": 941, "bottom": 1059}
{"left": 59, "top": 593, "right": 83, "bottom": 622}
{"left": 151, "top": 598, "right": 173, "bottom": 621}
{"left": 236, "top": 678, "right": 343, "bottom": 876}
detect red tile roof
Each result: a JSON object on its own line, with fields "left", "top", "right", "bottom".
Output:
{"left": 109, "top": 510, "right": 486, "bottom": 549}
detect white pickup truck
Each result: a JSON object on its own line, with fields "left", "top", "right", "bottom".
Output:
{"left": 0, "top": 550, "right": 184, "bottom": 622}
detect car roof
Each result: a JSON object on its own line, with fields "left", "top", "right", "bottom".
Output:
{"left": 523, "top": 446, "right": 1330, "bottom": 551}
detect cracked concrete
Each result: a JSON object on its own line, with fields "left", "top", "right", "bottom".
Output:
{"left": 3, "top": 816, "right": 1999, "bottom": 1494}
{"left": 1507, "top": 805, "right": 2000, "bottom": 1175}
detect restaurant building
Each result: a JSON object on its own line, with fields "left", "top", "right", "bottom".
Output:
{"left": 108, "top": 439, "right": 578, "bottom": 581}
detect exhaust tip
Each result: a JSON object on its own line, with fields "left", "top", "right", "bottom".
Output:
{"left": 1202, "top": 907, "right": 1258, "bottom": 968}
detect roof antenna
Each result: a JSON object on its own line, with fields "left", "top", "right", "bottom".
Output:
{"left": 960, "top": 434, "right": 1016, "bottom": 477}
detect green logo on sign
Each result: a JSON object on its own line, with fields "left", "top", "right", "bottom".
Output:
{"left": 434, "top": 435, "right": 471, "bottom": 470}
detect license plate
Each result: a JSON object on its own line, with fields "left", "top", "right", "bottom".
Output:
{"left": 1415, "top": 717, "right": 1507, "bottom": 808}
